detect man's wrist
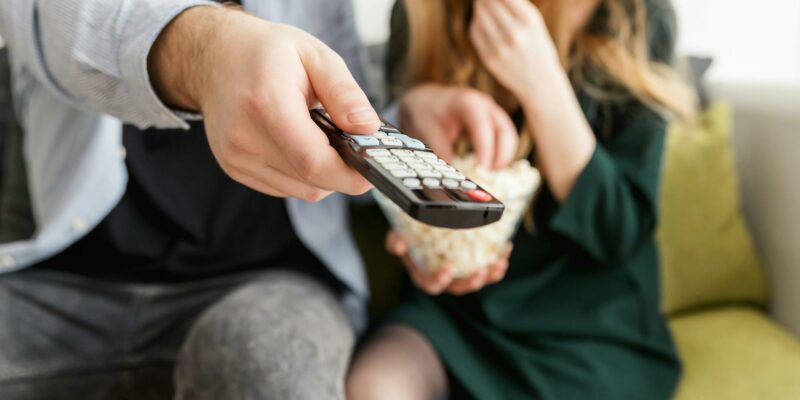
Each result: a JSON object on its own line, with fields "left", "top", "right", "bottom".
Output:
{"left": 148, "top": 5, "right": 229, "bottom": 112}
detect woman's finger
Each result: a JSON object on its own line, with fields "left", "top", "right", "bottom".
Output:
{"left": 479, "top": 0, "right": 520, "bottom": 41}
{"left": 454, "top": 92, "right": 496, "bottom": 169}
{"left": 409, "top": 261, "right": 453, "bottom": 295}
{"left": 487, "top": 243, "right": 514, "bottom": 283}
{"left": 472, "top": 0, "right": 506, "bottom": 46}
{"left": 501, "top": 243, "right": 514, "bottom": 259}
{"left": 486, "top": 259, "right": 510, "bottom": 284}
{"left": 447, "top": 269, "right": 489, "bottom": 296}
{"left": 386, "top": 230, "right": 455, "bottom": 295}
{"left": 385, "top": 230, "right": 408, "bottom": 256}
{"left": 469, "top": 13, "right": 494, "bottom": 62}
{"left": 491, "top": 105, "right": 520, "bottom": 170}
{"left": 499, "top": 0, "right": 540, "bottom": 23}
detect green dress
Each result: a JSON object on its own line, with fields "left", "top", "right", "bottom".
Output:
{"left": 385, "top": 1, "right": 681, "bottom": 399}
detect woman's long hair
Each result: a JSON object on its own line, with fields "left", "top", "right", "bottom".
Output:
{"left": 401, "top": 0, "right": 696, "bottom": 155}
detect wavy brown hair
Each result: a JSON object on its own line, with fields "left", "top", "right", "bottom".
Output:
{"left": 401, "top": 0, "right": 696, "bottom": 151}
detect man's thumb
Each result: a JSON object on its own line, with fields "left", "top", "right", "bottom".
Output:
{"left": 301, "top": 46, "right": 380, "bottom": 134}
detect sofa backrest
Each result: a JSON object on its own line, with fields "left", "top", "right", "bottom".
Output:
{"left": 714, "top": 82, "right": 800, "bottom": 336}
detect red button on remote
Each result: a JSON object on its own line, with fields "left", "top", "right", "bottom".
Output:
{"left": 467, "top": 189, "right": 492, "bottom": 203}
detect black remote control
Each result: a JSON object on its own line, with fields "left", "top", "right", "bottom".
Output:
{"left": 311, "top": 108, "right": 505, "bottom": 229}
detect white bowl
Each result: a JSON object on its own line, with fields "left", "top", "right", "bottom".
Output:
{"left": 374, "top": 156, "right": 541, "bottom": 278}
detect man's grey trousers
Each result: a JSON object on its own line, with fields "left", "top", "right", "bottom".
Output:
{"left": 0, "top": 268, "right": 355, "bottom": 399}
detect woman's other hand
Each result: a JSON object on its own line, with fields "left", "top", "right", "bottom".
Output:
{"left": 469, "top": 0, "right": 563, "bottom": 99}
{"left": 386, "top": 231, "right": 512, "bottom": 296}
{"left": 399, "top": 84, "right": 518, "bottom": 170}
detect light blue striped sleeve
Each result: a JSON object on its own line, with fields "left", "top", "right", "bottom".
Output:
{"left": 0, "top": 0, "right": 217, "bottom": 129}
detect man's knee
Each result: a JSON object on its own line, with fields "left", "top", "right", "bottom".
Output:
{"left": 175, "top": 272, "right": 354, "bottom": 400}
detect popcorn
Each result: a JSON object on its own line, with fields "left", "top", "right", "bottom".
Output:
{"left": 374, "top": 155, "right": 541, "bottom": 277}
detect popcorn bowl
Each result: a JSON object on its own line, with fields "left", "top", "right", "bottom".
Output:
{"left": 374, "top": 156, "right": 541, "bottom": 278}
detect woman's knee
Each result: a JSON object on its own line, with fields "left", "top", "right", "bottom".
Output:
{"left": 347, "top": 325, "right": 448, "bottom": 400}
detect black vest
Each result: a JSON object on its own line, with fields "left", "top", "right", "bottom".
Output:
{"left": 37, "top": 117, "right": 333, "bottom": 283}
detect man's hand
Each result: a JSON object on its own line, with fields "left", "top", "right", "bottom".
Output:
{"left": 149, "top": 6, "right": 381, "bottom": 201}
{"left": 399, "top": 84, "right": 518, "bottom": 171}
{"left": 386, "top": 230, "right": 512, "bottom": 296}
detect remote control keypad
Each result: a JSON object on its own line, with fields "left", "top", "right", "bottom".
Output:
{"left": 312, "top": 109, "right": 496, "bottom": 205}
{"left": 368, "top": 149, "right": 482, "bottom": 200}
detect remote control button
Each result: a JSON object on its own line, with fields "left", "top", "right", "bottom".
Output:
{"left": 461, "top": 180, "right": 478, "bottom": 190}
{"left": 381, "top": 138, "right": 404, "bottom": 147}
{"left": 382, "top": 162, "right": 407, "bottom": 170}
{"left": 467, "top": 189, "right": 493, "bottom": 203}
{"left": 399, "top": 137, "right": 426, "bottom": 150}
{"left": 403, "top": 178, "right": 422, "bottom": 188}
{"left": 374, "top": 132, "right": 390, "bottom": 139}
{"left": 372, "top": 155, "right": 399, "bottom": 163}
{"left": 407, "top": 161, "right": 432, "bottom": 171}
{"left": 414, "top": 151, "right": 437, "bottom": 160}
{"left": 349, "top": 135, "right": 381, "bottom": 147}
{"left": 427, "top": 159, "right": 447, "bottom": 166}
{"left": 442, "top": 179, "right": 460, "bottom": 189}
{"left": 391, "top": 169, "right": 417, "bottom": 178}
{"left": 443, "top": 171, "right": 466, "bottom": 180}
{"left": 366, "top": 149, "right": 391, "bottom": 157}
{"left": 417, "top": 170, "right": 443, "bottom": 179}
{"left": 388, "top": 132, "right": 408, "bottom": 139}
{"left": 398, "top": 137, "right": 426, "bottom": 150}
{"left": 423, "top": 178, "right": 441, "bottom": 188}
{"left": 434, "top": 165, "right": 457, "bottom": 172}
{"left": 397, "top": 154, "right": 419, "bottom": 161}
{"left": 390, "top": 149, "right": 415, "bottom": 156}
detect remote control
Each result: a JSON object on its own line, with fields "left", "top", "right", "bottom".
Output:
{"left": 311, "top": 108, "right": 505, "bottom": 229}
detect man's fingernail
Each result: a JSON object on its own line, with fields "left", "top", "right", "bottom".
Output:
{"left": 348, "top": 108, "right": 377, "bottom": 125}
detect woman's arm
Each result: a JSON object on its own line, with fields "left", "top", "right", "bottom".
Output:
{"left": 470, "top": 0, "right": 597, "bottom": 201}
{"left": 470, "top": 0, "right": 667, "bottom": 265}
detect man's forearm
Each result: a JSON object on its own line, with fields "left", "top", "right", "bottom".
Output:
{"left": 149, "top": 5, "right": 232, "bottom": 113}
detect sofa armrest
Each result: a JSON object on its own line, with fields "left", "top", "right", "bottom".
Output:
{"left": 711, "top": 82, "right": 800, "bottom": 337}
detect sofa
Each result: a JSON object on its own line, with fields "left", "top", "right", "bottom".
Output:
{"left": 665, "top": 82, "right": 800, "bottom": 399}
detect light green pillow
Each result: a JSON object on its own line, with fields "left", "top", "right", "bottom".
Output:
{"left": 670, "top": 307, "right": 800, "bottom": 400}
{"left": 658, "top": 102, "right": 768, "bottom": 315}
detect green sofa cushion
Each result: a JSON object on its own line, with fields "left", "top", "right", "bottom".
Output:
{"left": 671, "top": 307, "right": 800, "bottom": 400}
{"left": 658, "top": 102, "right": 768, "bottom": 315}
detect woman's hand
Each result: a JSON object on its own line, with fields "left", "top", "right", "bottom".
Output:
{"left": 399, "top": 84, "right": 518, "bottom": 170}
{"left": 386, "top": 231, "right": 512, "bottom": 296}
{"left": 469, "top": 0, "right": 563, "bottom": 100}
{"left": 470, "top": 0, "right": 597, "bottom": 202}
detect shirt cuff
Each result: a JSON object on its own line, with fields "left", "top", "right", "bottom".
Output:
{"left": 120, "top": 0, "right": 220, "bottom": 130}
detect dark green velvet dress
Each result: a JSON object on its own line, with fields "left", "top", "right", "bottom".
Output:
{"left": 384, "top": 1, "right": 682, "bottom": 399}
